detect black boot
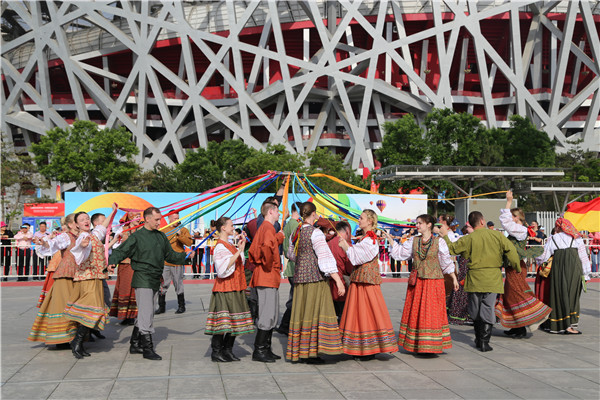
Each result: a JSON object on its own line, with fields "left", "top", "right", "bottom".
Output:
{"left": 175, "top": 293, "right": 186, "bottom": 314}
{"left": 513, "top": 327, "right": 527, "bottom": 339}
{"left": 266, "top": 329, "right": 281, "bottom": 360}
{"left": 90, "top": 329, "right": 105, "bottom": 339}
{"left": 71, "top": 325, "right": 91, "bottom": 359}
{"left": 276, "top": 308, "right": 291, "bottom": 336}
{"left": 155, "top": 294, "right": 166, "bottom": 314}
{"left": 252, "top": 329, "right": 275, "bottom": 363}
{"left": 480, "top": 323, "right": 494, "bottom": 352}
{"left": 140, "top": 333, "right": 162, "bottom": 360}
{"left": 211, "top": 335, "right": 231, "bottom": 362}
{"left": 222, "top": 333, "right": 240, "bottom": 361}
{"left": 129, "top": 326, "right": 143, "bottom": 354}
{"left": 248, "top": 298, "right": 258, "bottom": 321}
{"left": 474, "top": 320, "right": 482, "bottom": 349}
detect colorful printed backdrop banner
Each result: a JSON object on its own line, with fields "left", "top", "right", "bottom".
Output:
{"left": 65, "top": 192, "right": 427, "bottom": 232}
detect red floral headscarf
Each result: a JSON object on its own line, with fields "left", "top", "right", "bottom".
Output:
{"left": 555, "top": 217, "right": 582, "bottom": 238}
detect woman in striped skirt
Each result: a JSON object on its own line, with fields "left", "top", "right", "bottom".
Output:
{"left": 205, "top": 217, "right": 255, "bottom": 362}
{"left": 387, "top": 214, "right": 457, "bottom": 354}
{"left": 285, "top": 202, "right": 346, "bottom": 364}
{"left": 338, "top": 210, "right": 398, "bottom": 360}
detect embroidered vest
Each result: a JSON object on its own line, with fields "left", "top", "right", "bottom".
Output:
{"left": 412, "top": 236, "right": 444, "bottom": 280}
{"left": 349, "top": 236, "right": 382, "bottom": 285}
{"left": 213, "top": 239, "right": 247, "bottom": 292}
{"left": 293, "top": 225, "right": 324, "bottom": 284}
{"left": 507, "top": 235, "right": 544, "bottom": 260}
{"left": 73, "top": 234, "right": 108, "bottom": 281}
{"left": 53, "top": 232, "right": 78, "bottom": 279}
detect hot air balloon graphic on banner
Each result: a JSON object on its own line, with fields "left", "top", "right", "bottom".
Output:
{"left": 376, "top": 199, "right": 386, "bottom": 213}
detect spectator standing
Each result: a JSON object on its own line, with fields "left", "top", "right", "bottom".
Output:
{"left": 14, "top": 223, "right": 33, "bottom": 281}
{"left": 33, "top": 222, "right": 50, "bottom": 280}
{"left": 1, "top": 222, "right": 14, "bottom": 281}
{"left": 589, "top": 232, "right": 600, "bottom": 277}
{"left": 388, "top": 226, "right": 403, "bottom": 274}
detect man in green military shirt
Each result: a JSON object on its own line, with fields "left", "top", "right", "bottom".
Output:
{"left": 439, "top": 211, "right": 519, "bottom": 352}
{"left": 108, "top": 207, "right": 194, "bottom": 360}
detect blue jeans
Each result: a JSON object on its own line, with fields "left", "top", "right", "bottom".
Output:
{"left": 591, "top": 251, "right": 599, "bottom": 273}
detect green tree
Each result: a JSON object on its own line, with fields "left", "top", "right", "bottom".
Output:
{"left": 305, "top": 147, "right": 365, "bottom": 193}
{"left": 424, "top": 108, "right": 503, "bottom": 166}
{"left": 376, "top": 115, "right": 427, "bottom": 166}
{"left": 557, "top": 139, "right": 600, "bottom": 182}
{"left": 1, "top": 135, "right": 50, "bottom": 227}
{"left": 30, "top": 120, "right": 139, "bottom": 191}
{"left": 499, "top": 115, "right": 556, "bottom": 168}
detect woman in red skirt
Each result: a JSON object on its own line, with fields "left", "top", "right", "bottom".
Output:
{"left": 109, "top": 212, "right": 140, "bottom": 325}
{"left": 496, "top": 190, "right": 550, "bottom": 338}
{"left": 338, "top": 210, "right": 398, "bottom": 361}
{"left": 387, "top": 214, "right": 458, "bottom": 354}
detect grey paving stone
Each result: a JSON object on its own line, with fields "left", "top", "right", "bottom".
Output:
{"left": 519, "top": 370, "right": 600, "bottom": 389}
{"left": 360, "top": 355, "right": 415, "bottom": 372}
{"left": 375, "top": 371, "right": 445, "bottom": 390}
{"left": 396, "top": 388, "right": 462, "bottom": 399}
{"left": 569, "top": 369, "right": 600, "bottom": 384}
{"left": 506, "top": 386, "right": 578, "bottom": 399}
{"left": 315, "top": 359, "right": 367, "bottom": 372}
{"left": 470, "top": 368, "right": 548, "bottom": 389}
{"left": 275, "top": 373, "right": 337, "bottom": 393}
{"left": 48, "top": 380, "right": 114, "bottom": 399}
{"left": 167, "top": 377, "right": 226, "bottom": 399}
{"left": 0, "top": 382, "right": 59, "bottom": 400}
{"left": 64, "top": 360, "right": 122, "bottom": 380}
{"left": 324, "top": 372, "right": 389, "bottom": 392}
{"left": 285, "top": 392, "right": 345, "bottom": 399}
{"left": 226, "top": 395, "right": 285, "bottom": 400}
{"left": 8, "top": 361, "right": 75, "bottom": 383}
{"left": 267, "top": 360, "right": 319, "bottom": 373}
{"left": 1, "top": 364, "right": 23, "bottom": 383}
{"left": 422, "top": 370, "right": 501, "bottom": 389}
{"left": 222, "top": 375, "right": 282, "bottom": 395}
{"left": 218, "top": 359, "right": 270, "bottom": 374}
{"left": 169, "top": 358, "right": 220, "bottom": 376}
{"left": 397, "top": 353, "right": 463, "bottom": 371}
{"left": 341, "top": 390, "right": 402, "bottom": 399}
{"left": 109, "top": 378, "right": 169, "bottom": 399}
{"left": 450, "top": 387, "right": 521, "bottom": 399}
{"left": 117, "top": 359, "right": 171, "bottom": 378}
{"left": 567, "top": 387, "right": 600, "bottom": 399}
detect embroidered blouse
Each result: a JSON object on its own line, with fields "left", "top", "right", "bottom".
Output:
{"left": 71, "top": 226, "right": 107, "bottom": 265}
{"left": 214, "top": 242, "right": 245, "bottom": 278}
{"left": 499, "top": 209, "right": 527, "bottom": 241}
{"left": 389, "top": 236, "right": 455, "bottom": 274}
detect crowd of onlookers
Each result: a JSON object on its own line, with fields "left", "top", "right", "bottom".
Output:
{"left": 2, "top": 217, "right": 599, "bottom": 281}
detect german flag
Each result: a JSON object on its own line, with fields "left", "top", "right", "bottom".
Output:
{"left": 564, "top": 197, "right": 600, "bottom": 232}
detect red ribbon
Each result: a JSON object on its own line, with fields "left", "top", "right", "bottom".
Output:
{"left": 364, "top": 231, "right": 377, "bottom": 244}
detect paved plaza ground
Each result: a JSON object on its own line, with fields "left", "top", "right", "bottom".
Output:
{"left": 1, "top": 280, "right": 599, "bottom": 400}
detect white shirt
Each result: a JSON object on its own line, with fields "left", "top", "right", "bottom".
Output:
{"left": 36, "top": 232, "right": 72, "bottom": 258}
{"left": 535, "top": 232, "right": 591, "bottom": 280}
{"left": 499, "top": 209, "right": 527, "bottom": 241}
{"left": 346, "top": 236, "right": 379, "bottom": 266}
{"left": 389, "top": 237, "right": 455, "bottom": 274}
{"left": 447, "top": 231, "right": 461, "bottom": 243}
{"left": 213, "top": 243, "right": 244, "bottom": 279}
{"left": 70, "top": 226, "right": 107, "bottom": 265}
{"left": 305, "top": 225, "right": 337, "bottom": 276}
